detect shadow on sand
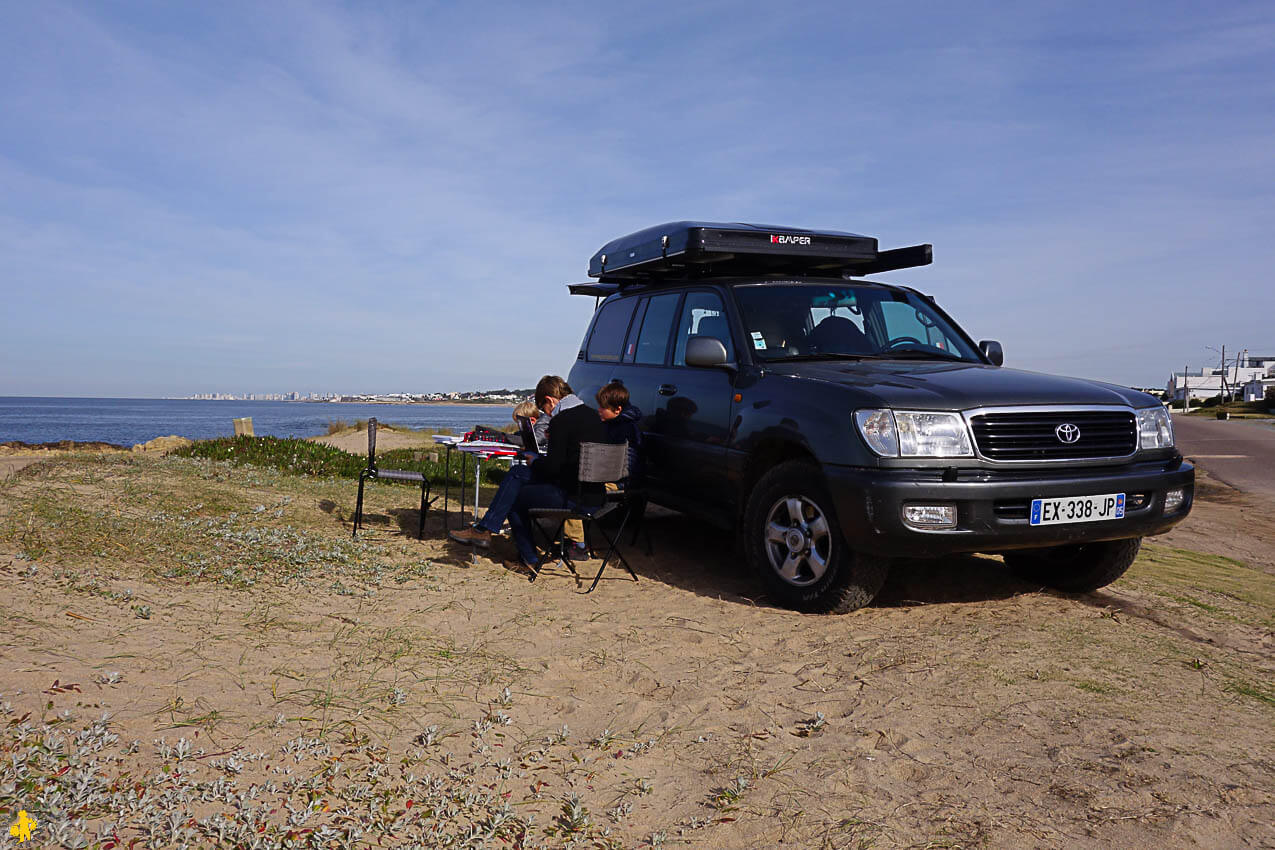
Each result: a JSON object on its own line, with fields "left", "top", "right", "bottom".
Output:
{"left": 592, "top": 509, "right": 1042, "bottom": 610}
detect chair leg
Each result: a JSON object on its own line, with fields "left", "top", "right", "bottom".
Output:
{"left": 425, "top": 479, "right": 436, "bottom": 537}
{"left": 529, "top": 518, "right": 566, "bottom": 582}
{"left": 584, "top": 510, "right": 637, "bottom": 593}
{"left": 626, "top": 496, "right": 652, "bottom": 555}
{"left": 353, "top": 472, "right": 367, "bottom": 539}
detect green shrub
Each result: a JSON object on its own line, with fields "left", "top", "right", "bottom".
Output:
{"left": 172, "top": 436, "right": 506, "bottom": 486}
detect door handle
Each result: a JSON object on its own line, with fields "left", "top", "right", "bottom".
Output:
{"left": 658, "top": 383, "right": 678, "bottom": 396}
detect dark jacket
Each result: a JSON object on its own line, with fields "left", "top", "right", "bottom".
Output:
{"left": 531, "top": 402, "right": 605, "bottom": 495}
{"left": 602, "top": 403, "right": 643, "bottom": 484}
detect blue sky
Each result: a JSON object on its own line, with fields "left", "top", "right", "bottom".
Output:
{"left": 2, "top": 0, "right": 1272, "bottom": 397}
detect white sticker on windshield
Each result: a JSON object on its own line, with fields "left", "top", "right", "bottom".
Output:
{"left": 750, "top": 331, "right": 766, "bottom": 350}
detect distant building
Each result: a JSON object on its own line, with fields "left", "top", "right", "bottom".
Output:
{"left": 1166, "top": 353, "right": 1275, "bottom": 402}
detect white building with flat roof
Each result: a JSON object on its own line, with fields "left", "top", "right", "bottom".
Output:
{"left": 1166, "top": 353, "right": 1275, "bottom": 403}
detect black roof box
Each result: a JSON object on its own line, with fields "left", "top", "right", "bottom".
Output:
{"left": 587, "top": 221, "right": 931, "bottom": 283}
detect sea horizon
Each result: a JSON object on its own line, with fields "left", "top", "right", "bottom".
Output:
{"left": 0, "top": 397, "right": 517, "bottom": 447}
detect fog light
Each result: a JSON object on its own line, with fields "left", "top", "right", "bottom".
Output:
{"left": 903, "top": 504, "right": 957, "bottom": 528}
{"left": 1164, "top": 488, "right": 1186, "bottom": 514}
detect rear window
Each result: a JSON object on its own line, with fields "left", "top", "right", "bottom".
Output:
{"left": 586, "top": 298, "right": 637, "bottom": 362}
{"left": 632, "top": 293, "right": 681, "bottom": 365}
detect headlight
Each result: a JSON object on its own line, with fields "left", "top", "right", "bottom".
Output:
{"left": 854, "top": 409, "right": 899, "bottom": 456}
{"left": 1136, "top": 406, "right": 1174, "bottom": 449}
{"left": 854, "top": 409, "right": 974, "bottom": 458}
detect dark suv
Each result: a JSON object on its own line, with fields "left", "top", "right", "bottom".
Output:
{"left": 567, "top": 222, "right": 1194, "bottom": 613}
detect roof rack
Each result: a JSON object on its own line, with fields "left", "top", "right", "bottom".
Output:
{"left": 585, "top": 221, "right": 931, "bottom": 285}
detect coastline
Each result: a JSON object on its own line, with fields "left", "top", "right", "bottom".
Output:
{"left": 302, "top": 400, "right": 517, "bottom": 406}
{"left": 0, "top": 397, "right": 519, "bottom": 448}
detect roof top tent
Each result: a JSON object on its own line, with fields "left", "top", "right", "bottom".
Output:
{"left": 580, "top": 221, "right": 932, "bottom": 286}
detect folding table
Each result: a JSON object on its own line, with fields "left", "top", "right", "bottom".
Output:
{"left": 433, "top": 435, "right": 521, "bottom": 529}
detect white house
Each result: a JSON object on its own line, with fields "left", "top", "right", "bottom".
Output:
{"left": 1240, "top": 359, "right": 1275, "bottom": 402}
{"left": 1167, "top": 353, "right": 1275, "bottom": 403}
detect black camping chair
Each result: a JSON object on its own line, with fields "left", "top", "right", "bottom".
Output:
{"left": 529, "top": 441, "right": 639, "bottom": 593}
{"left": 352, "top": 417, "right": 436, "bottom": 539}
{"left": 609, "top": 485, "right": 653, "bottom": 557}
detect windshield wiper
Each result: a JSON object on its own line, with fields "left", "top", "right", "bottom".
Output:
{"left": 867, "top": 347, "right": 967, "bottom": 361}
{"left": 767, "top": 352, "right": 871, "bottom": 362}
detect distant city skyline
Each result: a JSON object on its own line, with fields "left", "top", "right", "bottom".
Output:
{"left": 179, "top": 388, "right": 533, "bottom": 402}
{"left": 2, "top": 1, "right": 1273, "bottom": 395}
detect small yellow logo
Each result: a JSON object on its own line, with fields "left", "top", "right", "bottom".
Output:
{"left": 10, "top": 810, "right": 37, "bottom": 843}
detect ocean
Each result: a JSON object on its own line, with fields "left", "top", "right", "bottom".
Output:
{"left": 0, "top": 397, "right": 517, "bottom": 447}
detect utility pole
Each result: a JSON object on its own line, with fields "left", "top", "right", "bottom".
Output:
{"left": 1234, "top": 348, "right": 1247, "bottom": 400}
{"left": 1182, "top": 365, "right": 1190, "bottom": 413}
{"left": 1220, "top": 344, "right": 1228, "bottom": 402}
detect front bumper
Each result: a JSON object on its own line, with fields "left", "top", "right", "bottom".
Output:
{"left": 824, "top": 457, "right": 1194, "bottom": 558}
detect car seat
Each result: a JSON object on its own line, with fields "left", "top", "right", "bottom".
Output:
{"left": 810, "top": 316, "right": 872, "bottom": 354}
{"left": 696, "top": 315, "right": 731, "bottom": 347}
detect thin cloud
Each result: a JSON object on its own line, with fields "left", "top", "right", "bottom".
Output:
{"left": 1, "top": 0, "right": 1271, "bottom": 396}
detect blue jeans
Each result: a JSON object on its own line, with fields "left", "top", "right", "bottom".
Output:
{"left": 507, "top": 482, "right": 571, "bottom": 564}
{"left": 475, "top": 464, "right": 532, "bottom": 533}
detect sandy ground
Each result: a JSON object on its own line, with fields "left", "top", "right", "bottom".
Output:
{"left": 0, "top": 451, "right": 1271, "bottom": 848}
{"left": 0, "top": 456, "right": 41, "bottom": 479}
{"left": 312, "top": 424, "right": 456, "bottom": 455}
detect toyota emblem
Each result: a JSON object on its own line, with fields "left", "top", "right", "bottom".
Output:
{"left": 1055, "top": 423, "right": 1081, "bottom": 444}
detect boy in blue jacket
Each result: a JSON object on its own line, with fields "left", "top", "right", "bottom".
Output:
{"left": 596, "top": 381, "right": 642, "bottom": 486}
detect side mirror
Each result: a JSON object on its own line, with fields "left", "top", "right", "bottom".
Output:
{"left": 979, "top": 340, "right": 1004, "bottom": 366}
{"left": 685, "top": 336, "right": 733, "bottom": 369}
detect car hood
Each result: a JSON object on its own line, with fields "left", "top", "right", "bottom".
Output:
{"left": 768, "top": 360, "right": 1156, "bottom": 410}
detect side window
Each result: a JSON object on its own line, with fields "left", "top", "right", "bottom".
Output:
{"left": 586, "top": 298, "right": 637, "bottom": 363}
{"left": 632, "top": 293, "right": 681, "bottom": 365}
{"left": 672, "top": 291, "right": 733, "bottom": 367}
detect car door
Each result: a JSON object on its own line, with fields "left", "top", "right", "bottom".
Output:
{"left": 652, "top": 289, "right": 737, "bottom": 504}
{"left": 611, "top": 291, "right": 683, "bottom": 493}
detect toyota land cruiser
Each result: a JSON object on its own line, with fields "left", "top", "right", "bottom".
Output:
{"left": 567, "top": 222, "right": 1194, "bottom": 613}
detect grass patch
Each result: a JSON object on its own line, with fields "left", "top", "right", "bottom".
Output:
{"left": 173, "top": 435, "right": 506, "bottom": 486}
{"left": 1185, "top": 399, "right": 1273, "bottom": 417}
{"left": 1225, "top": 680, "right": 1275, "bottom": 707}
{"left": 1169, "top": 595, "right": 1223, "bottom": 615}
{"left": 1128, "top": 544, "right": 1275, "bottom": 630}
{"left": 0, "top": 453, "right": 430, "bottom": 589}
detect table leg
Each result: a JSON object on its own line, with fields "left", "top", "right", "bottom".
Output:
{"left": 459, "top": 451, "right": 468, "bottom": 528}
{"left": 473, "top": 456, "right": 483, "bottom": 520}
{"left": 442, "top": 445, "right": 453, "bottom": 531}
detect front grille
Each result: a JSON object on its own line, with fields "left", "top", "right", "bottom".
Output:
{"left": 969, "top": 409, "right": 1137, "bottom": 462}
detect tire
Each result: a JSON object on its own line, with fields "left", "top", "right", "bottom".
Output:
{"left": 743, "top": 460, "right": 889, "bottom": 613}
{"left": 1004, "top": 537, "right": 1141, "bottom": 593}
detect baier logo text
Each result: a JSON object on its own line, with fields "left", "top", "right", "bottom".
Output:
{"left": 770, "top": 234, "right": 812, "bottom": 245}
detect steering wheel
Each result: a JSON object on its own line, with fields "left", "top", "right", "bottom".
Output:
{"left": 884, "top": 336, "right": 925, "bottom": 349}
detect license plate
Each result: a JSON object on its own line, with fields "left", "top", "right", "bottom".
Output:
{"left": 1030, "top": 493, "right": 1125, "bottom": 526}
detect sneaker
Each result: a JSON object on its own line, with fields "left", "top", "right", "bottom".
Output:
{"left": 448, "top": 526, "right": 491, "bottom": 548}
{"left": 567, "top": 541, "right": 590, "bottom": 560}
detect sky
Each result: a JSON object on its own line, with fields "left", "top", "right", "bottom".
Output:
{"left": 1, "top": 0, "right": 1272, "bottom": 397}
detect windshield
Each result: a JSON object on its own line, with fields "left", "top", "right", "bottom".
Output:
{"left": 733, "top": 283, "right": 981, "bottom": 362}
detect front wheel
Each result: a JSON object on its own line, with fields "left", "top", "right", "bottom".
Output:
{"left": 743, "top": 461, "right": 889, "bottom": 613}
{"left": 1004, "top": 538, "right": 1141, "bottom": 593}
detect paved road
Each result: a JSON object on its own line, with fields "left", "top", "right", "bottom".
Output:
{"left": 1172, "top": 415, "right": 1275, "bottom": 500}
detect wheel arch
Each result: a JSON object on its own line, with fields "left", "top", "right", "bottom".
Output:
{"left": 739, "top": 437, "right": 820, "bottom": 521}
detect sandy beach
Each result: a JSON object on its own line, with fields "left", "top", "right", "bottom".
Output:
{"left": 0, "top": 443, "right": 1271, "bottom": 848}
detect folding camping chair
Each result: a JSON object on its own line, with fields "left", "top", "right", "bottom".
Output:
{"left": 353, "top": 417, "right": 436, "bottom": 539}
{"left": 529, "top": 441, "right": 639, "bottom": 593}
